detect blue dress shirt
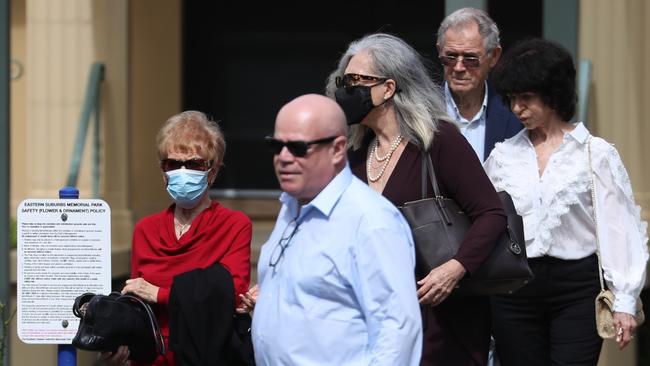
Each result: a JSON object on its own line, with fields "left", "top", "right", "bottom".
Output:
{"left": 252, "top": 165, "right": 422, "bottom": 366}
{"left": 444, "top": 81, "right": 488, "bottom": 162}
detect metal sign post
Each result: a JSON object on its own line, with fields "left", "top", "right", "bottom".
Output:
{"left": 57, "top": 187, "right": 79, "bottom": 366}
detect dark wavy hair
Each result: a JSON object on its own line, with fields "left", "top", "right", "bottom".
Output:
{"left": 491, "top": 38, "right": 577, "bottom": 121}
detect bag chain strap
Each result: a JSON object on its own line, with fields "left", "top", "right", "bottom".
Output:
{"left": 587, "top": 137, "right": 606, "bottom": 292}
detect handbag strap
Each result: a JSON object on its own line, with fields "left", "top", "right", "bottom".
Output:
{"left": 587, "top": 137, "right": 606, "bottom": 292}
{"left": 419, "top": 150, "right": 452, "bottom": 225}
{"left": 118, "top": 294, "right": 167, "bottom": 356}
{"left": 72, "top": 292, "right": 96, "bottom": 318}
{"left": 420, "top": 151, "right": 427, "bottom": 199}
{"left": 419, "top": 150, "right": 442, "bottom": 199}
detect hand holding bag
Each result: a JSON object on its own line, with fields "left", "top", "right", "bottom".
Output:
{"left": 587, "top": 138, "right": 645, "bottom": 339}
{"left": 71, "top": 292, "right": 165, "bottom": 363}
{"left": 398, "top": 151, "right": 533, "bottom": 296}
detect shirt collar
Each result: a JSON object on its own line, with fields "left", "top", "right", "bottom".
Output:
{"left": 443, "top": 81, "right": 489, "bottom": 124}
{"left": 279, "top": 163, "right": 353, "bottom": 220}
{"left": 518, "top": 122, "right": 590, "bottom": 147}
{"left": 566, "top": 122, "right": 590, "bottom": 144}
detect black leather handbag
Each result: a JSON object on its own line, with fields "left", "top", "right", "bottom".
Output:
{"left": 71, "top": 292, "right": 165, "bottom": 363}
{"left": 398, "top": 152, "right": 533, "bottom": 296}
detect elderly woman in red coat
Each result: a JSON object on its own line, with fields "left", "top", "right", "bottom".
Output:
{"left": 103, "top": 111, "right": 252, "bottom": 366}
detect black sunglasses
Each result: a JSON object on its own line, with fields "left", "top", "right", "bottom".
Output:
{"left": 439, "top": 54, "right": 482, "bottom": 68}
{"left": 264, "top": 136, "right": 338, "bottom": 157}
{"left": 160, "top": 158, "right": 213, "bottom": 172}
{"left": 335, "top": 73, "right": 388, "bottom": 89}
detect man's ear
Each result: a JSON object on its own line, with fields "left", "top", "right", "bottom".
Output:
{"left": 489, "top": 46, "right": 502, "bottom": 68}
{"left": 331, "top": 136, "right": 348, "bottom": 164}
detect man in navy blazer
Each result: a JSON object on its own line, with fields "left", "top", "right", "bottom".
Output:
{"left": 433, "top": 7, "right": 523, "bottom": 366}
{"left": 437, "top": 7, "right": 522, "bottom": 163}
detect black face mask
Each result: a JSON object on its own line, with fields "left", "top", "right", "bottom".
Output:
{"left": 335, "top": 85, "right": 377, "bottom": 125}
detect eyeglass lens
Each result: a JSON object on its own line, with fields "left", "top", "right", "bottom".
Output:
{"left": 440, "top": 54, "right": 481, "bottom": 68}
{"left": 269, "top": 219, "right": 300, "bottom": 269}
{"left": 264, "top": 136, "right": 337, "bottom": 157}
{"left": 335, "top": 73, "right": 387, "bottom": 88}
{"left": 160, "top": 158, "right": 212, "bottom": 172}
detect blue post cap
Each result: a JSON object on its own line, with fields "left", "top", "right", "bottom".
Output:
{"left": 59, "top": 186, "right": 80, "bottom": 199}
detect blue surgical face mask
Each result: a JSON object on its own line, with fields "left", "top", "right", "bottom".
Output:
{"left": 165, "top": 168, "right": 211, "bottom": 209}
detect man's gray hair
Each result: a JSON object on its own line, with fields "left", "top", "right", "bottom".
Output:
{"left": 437, "top": 7, "right": 500, "bottom": 54}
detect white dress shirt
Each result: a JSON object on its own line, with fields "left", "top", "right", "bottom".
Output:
{"left": 484, "top": 123, "right": 648, "bottom": 314}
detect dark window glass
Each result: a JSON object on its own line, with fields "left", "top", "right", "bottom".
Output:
{"left": 183, "top": 1, "right": 455, "bottom": 190}
{"left": 488, "top": 0, "right": 543, "bottom": 51}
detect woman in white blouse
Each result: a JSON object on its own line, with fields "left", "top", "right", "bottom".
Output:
{"left": 484, "top": 38, "right": 648, "bottom": 365}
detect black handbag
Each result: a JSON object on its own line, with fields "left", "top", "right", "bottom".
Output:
{"left": 71, "top": 292, "right": 165, "bottom": 363}
{"left": 398, "top": 151, "right": 533, "bottom": 296}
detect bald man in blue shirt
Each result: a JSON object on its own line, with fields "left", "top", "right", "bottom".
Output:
{"left": 252, "top": 94, "right": 422, "bottom": 366}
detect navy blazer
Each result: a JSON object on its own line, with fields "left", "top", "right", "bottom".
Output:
{"left": 483, "top": 81, "right": 523, "bottom": 159}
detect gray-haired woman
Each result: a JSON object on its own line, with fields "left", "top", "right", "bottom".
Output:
{"left": 326, "top": 32, "right": 507, "bottom": 366}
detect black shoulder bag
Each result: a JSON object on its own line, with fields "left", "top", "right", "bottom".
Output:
{"left": 398, "top": 151, "right": 533, "bottom": 296}
{"left": 71, "top": 292, "right": 165, "bottom": 363}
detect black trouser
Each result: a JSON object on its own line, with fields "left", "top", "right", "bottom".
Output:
{"left": 491, "top": 254, "right": 603, "bottom": 366}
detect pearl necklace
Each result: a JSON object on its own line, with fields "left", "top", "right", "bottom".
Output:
{"left": 367, "top": 134, "right": 402, "bottom": 183}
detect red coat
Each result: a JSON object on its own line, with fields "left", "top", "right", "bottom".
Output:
{"left": 130, "top": 201, "right": 252, "bottom": 366}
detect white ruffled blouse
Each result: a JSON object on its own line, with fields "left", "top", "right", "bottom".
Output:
{"left": 484, "top": 122, "right": 648, "bottom": 314}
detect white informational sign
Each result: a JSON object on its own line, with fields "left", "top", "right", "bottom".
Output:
{"left": 17, "top": 199, "right": 112, "bottom": 344}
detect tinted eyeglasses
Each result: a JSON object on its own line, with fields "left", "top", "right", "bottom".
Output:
{"left": 160, "top": 158, "right": 213, "bottom": 172}
{"left": 269, "top": 219, "right": 300, "bottom": 269}
{"left": 264, "top": 136, "right": 338, "bottom": 157}
{"left": 439, "top": 54, "right": 483, "bottom": 68}
{"left": 335, "top": 73, "right": 388, "bottom": 89}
